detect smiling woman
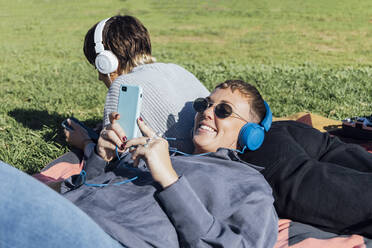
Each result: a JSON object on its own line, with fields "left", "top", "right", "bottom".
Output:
{"left": 0, "top": 79, "right": 279, "bottom": 247}
{"left": 59, "top": 90, "right": 278, "bottom": 247}
{"left": 193, "top": 85, "right": 252, "bottom": 153}
{"left": 192, "top": 79, "right": 270, "bottom": 154}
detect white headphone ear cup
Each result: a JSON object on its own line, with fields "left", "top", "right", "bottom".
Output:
{"left": 95, "top": 50, "right": 119, "bottom": 74}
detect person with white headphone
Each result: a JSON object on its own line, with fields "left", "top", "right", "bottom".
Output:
{"left": 84, "top": 15, "right": 156, "bottom": 88}
{"left": 64, "top": 15, "right": 209, "bottom": 155}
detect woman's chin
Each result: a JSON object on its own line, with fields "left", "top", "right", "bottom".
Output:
{"left": 192, "top": 135, "right": 217, "bottom": 154}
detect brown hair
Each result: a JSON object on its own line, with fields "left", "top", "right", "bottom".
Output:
{"left": 83, "top": 15, "right": 155, "bottom": 74}
{"left": 215, "top": 80, "right": 266, "bottom": 123}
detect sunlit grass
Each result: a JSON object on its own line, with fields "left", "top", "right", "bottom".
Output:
{"left": 0, "top": 0, "right": 371, "bottom": 172}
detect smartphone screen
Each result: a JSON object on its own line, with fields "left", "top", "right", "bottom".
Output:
{"left": 61, "top": 119, "right": 73, "bottom": 131}
{"left": 116, "top": 84, "right": 143, "bottom": 140}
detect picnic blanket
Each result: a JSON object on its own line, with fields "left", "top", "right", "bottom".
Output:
{"left": 275, "top": 219, "right": 372, "bottom": 248}
{"left": 33, "top": 112, "right": 372, "bottom": 248}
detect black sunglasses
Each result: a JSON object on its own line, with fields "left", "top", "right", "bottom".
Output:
{"left": 193, "top": 98, "right": 248, "bottom": 122}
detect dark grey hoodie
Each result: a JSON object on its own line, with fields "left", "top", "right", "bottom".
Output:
{"left": 63, "top": 148, "right": 278, "bottom": 248}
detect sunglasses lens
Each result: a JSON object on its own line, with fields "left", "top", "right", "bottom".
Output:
{"left": 193, "top": 98, "right": 208, "bottom": 112}
{"left": 215, "top": 103, "right": 233, "bottom": 118}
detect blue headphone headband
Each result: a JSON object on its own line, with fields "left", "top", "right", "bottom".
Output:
{"left": 238, "top": 100, "right": 272, "bottom": 151}
{"left": 261, "top": 101, "right": 272, "bottom": 131}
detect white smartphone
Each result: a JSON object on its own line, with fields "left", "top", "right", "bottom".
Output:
{"left": 116, "top": 84, "right": 143, "bottom": 140}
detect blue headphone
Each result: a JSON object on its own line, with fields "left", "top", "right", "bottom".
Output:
{"left": 238, "top": 101, "right": 272, "bottom": 151}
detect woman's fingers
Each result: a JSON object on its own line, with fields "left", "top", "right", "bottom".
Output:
{"left": 101, "top": 129, "right": 125, "bottom": 150}
{"left": 124, "top": 136, "right": 149, "bottom": 151}
{"left": 99, "top": 138, "right": 117, "bottom": 151}
{"left": 130, "top": 145, "right": 146, "bottom": 167}
{"left": 127, "top": 136, "right": 178, "bottom": 188}
{"left": 137, "top": 118, "right": 156, "bottom": 138}
{"left": 96, "top": 139, "right": 118, "bottom": 161}
{"left": 67, "top": 118, "right": 78, "bottom": 129}
{"left": 64, "top": 128, "right": 70, "bottom": 141}
{"left": 109, "top": 112, "right": 120, "bottom": 125}
{"left": 95, "top": 112, "right": 128, "bottom": 161}
{"left": 96, "top": 128, "right": 126, "bottom": 161}
{"left": 125, "top": 136, "right": 155, "bottom": 166}
{"left": 129, "top": 137, "right": 159, "bottom": 167}
{"left": 108, "top": 112, "right": 127, "bottom": 143}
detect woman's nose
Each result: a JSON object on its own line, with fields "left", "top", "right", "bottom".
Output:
{"left": 202, "top": 105, "right": 214, "bottom": 120}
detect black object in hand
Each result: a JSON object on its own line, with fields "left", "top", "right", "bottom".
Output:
{"left": 61, "top": 117, "right": 99, "bottom": 142}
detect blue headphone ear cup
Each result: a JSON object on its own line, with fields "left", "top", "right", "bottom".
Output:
{"left": 238, "top": 123, "right": 264, "bottom": 151}
{"left": 95, "top": 50, "right": 119, "bottom": 74}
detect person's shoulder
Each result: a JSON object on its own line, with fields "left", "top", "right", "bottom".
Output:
{"left": 152, "top": 63, "right": 208, "bottom": 89}
{"left": 171, "top": 150, "right": 266, "bottom": 180}
{"left": 119, "top": 63, "right": 208, "bottom": 93}
{"left": 271, "top": 120, "right": 314, "bottom": 130}
{"left": 131, "top": 62, "right": 185, "bottom": 71}
{"left": 113, "top": 64, "right": 164, "bottom": 83}
{"left": 112, "top": 73, "right": 132, "bottom": 83}
{"left": 124, "top": 63, "right": 189, "bottom": 77}
{"left": 153, "top": 62, "right": 186, "bottom": 70}
{"left": 269, "top": 120, "right": 323, "bottom": 140}
{"left": 263, "top": 121, "right": 317, "bottom": 140}
{"left": 150, "top": 62, "right": 198, "bottom": 74}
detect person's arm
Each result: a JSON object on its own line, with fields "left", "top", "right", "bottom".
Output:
{"left": 0, "top": 161, "right": 124, "bottom": 248}
{"left": 79, "top": 112, "right": 128, "bottom": 180}
{"left": 157, "top": 175, "right": 278, "bottom": 248}
{"left": 63, "top": 113, "right": 127, "bottom": 190}
{"left": 60, "top": 148, "right": 107, "bottom": 192}
{"left": 245, "top": 121, "right": 372, "bottom": 236}
{"left": 269, "top": 153, "right": 372, "bottom": 236}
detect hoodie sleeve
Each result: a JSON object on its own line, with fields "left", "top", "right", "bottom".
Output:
{"left": 82, "top": 146, "right": 107, "bottom": 180}
{"left": 157, "top": 176, "right": 278, "bottom": 248}
{"left": 61, "top": 146, "right": 107, "bottom": 192}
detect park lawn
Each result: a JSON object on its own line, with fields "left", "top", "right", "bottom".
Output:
{"left": 0, "top": 0, "right": 371, "bottom": 173}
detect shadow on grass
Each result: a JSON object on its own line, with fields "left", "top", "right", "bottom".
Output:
{"left": 8, "top": 108, "right": 101, "bottom": 145}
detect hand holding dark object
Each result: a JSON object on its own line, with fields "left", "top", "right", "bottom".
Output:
{"left": 63, "top": 118, "right": 93, "bottom": 150}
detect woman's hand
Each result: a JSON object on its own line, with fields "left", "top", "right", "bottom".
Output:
{"left": 64, "top": 119, "right": 93, "bottom": 150}
{"left": 96, "top": 112, "right": 127, "bottom": 162}
{"left": 124, "top": 118, "right": 179, "bottom": 188}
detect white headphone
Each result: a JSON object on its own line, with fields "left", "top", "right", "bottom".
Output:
{"left": 94, "top": 18, "right": 119, "bottom": 74}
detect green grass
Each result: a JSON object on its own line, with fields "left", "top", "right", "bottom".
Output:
{"left": 0, "top": 0, "right": 371, "bottom": 173}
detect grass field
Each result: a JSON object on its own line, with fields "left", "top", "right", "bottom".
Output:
{"left": 0, "top": 0, "right": 371, "bottom": 173}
